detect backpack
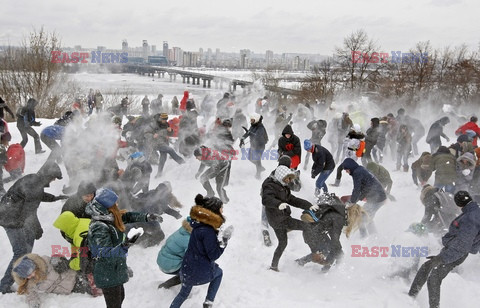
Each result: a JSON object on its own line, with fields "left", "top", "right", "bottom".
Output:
{"left": 5, "top": 143, "right": 25, "bottom": 172}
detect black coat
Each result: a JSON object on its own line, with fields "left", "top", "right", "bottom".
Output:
{"left": 277, "top": 125, "right": 301, "bottom": 159}
{"left": 261, "top": 176, "right": 311, "bottom": 229}
{"left": 243, "top": 118, "right": 268, "bottom": 150}
{"left": 302, "top": 201, "right": 346, "bottom": 264}
{"left": 311, "top": 145, "right": 336, "bottom": 177}
{"left": 0, "top": 163, "right": 62, "bottom": 236}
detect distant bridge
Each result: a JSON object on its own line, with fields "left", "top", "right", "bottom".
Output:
{"left": 123, "top": 64, "right": 303, "bottom": 98}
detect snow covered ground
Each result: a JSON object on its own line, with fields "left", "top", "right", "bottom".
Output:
{"left": 0, "top": 73, "right": 479, "bottom": 308}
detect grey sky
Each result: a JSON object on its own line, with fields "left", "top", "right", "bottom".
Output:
{"left": 1, "top": 0, "right": 478, "bottom": 55}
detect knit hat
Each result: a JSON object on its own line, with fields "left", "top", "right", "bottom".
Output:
{"left": 278, "top": 155, "right": 292, "bottom": 167}
{"left": 250, "top": 113, "right": 260, "bottom": 123}
{"left": 13, "top": 257, "right": 36, "bottom": 279}
{"left": 304, "top": 139, "right": 313, "bottom": 151}
{"left": 77, "top": 181, "right": 97, "bottom": 196}
{"left": 95, "top": 188, "right": 118, "bottom": 208}
{"left": 406, "top": 222, "right": 427, "bottom": 236}
{"left": 160, "top": 113, "right": 169, "bottom": 120}
{"left": 194, "top": 194, "right": 223, "bottom": 214}
{"left": 274, "top": 165, "right": 295, "bottom": 186}
{"left": 454, "top": 191, "right": 472, "bottom": 207}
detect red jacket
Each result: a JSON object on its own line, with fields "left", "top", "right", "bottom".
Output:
{"left": 179, "top": 91, "right": 189, "bottom": 112}
{"left": 455, "top": 121, "right": 480, "bottom": 146}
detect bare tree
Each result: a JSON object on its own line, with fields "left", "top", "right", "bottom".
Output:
{"left": 0, "top": 27, "right": 71, "bottom": 117}
{"left": 299, "top": 58, "right": 337, "bottom": 103}
{"left": 335, "top": 29, "right": 380, "bottom": 91}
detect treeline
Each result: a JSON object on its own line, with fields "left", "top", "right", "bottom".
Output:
{"left": 298, "top": 29, "right": 480, "bottom": 110}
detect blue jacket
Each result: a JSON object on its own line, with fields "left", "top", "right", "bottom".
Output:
{"left": 180, "top": 205, "right": 225, "bottom": 286}
{"left": 41, "top": 125, "right": 66, "bottom": 140}
{"left": 157, "top": 220, "right": 192, "bottom": 274}
{"left": 343, "top": 158, "right": 386, "bottom": 203}
{"left": 439, "top": 201, "right": 480, "bottom": 264}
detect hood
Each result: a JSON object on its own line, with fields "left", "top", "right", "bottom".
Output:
{"left": 190, "top": 205, "right": 224, "bottom": 230}
{"left": 371, "top": 117, "right": 380, "bottom": 128}
{"left": 435, "top": 146, "right": 450, "bottom": 154}
{"left": 26, "top": 98, "right": 38, "bottom": 109}
{"left": 53, "top": 211, "right": 80, "bottom": 238}
{"left": 274, "top": 165, "right": 295, "bottom": 186}
{"left": 343, "top": 158, "right": 359, "bottom": 172}
{"left": 37, "top": 161, "right": 62, "bottom": 186}
{"left": 12, "top": 254, "right": 47, "bottom": 287}
{"left": 182, "top": 218, "right": 193, "bottom": 233}
{"left": 366, "top": 161, "right": 380, "bottom": 174}
{"left": 250, "top": 113, "right": 261, "bottom": 124}
{"left": 183, "top": 91, "right": 189, "bottom": 98}
{"left": 85, "top": 200, "right": 114, "bottom": 223}
{"left": 439, "top": 116, "right": 450, "bottom": 125}
{"left": 282, "top": 124, "right": 294, "bottom": 137}
{"left": 458, "top": 152, "right": 476, "bottom": 167}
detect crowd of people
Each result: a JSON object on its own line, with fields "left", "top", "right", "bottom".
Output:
{"left": 0, "top": 91, "right": 479, "bottom": 308}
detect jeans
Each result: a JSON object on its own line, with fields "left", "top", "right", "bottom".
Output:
{"left": 19, "top": 125, "right": 43, "bottom": 153}
{"left": 315, "top": 169, "right": 333, "bottom": 192}
{"left": 0, "top": 227, "right": 35, "bottom": 291}
{"left": 170, "top": 266, "right": 223, "bottom": 308}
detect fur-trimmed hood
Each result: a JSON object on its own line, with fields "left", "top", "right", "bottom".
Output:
{"left": 12, "top": 253, "right": 47, "bottom": 287}
{"left": 190, "top": 205, "right": 224, "bottom": 230}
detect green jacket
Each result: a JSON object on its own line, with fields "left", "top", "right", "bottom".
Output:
{"left": 431, "top": 152, "right": 457, "bottom": 186}
{"left": 53, "top": 211, "right": 90, "bottom": 271}
{"left": 366, "top": 161, "right": 393, "bottom": 193}
{"left": 86, "top": 200, "right": 147, "bottom": 288}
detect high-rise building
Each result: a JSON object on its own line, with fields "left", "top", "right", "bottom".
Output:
{"left": 163, "top": 41, "right": 169, "bottom": 57}
{"left": 152, "top": 45, "right": 156, "bottom": 55}
{"left": 142, "top": 40, "right": 149, "bottom": 59}
{"left": 172, "top": 47, "right": 183, "bottom": 66}
{"left": 266, "top": 50, "right": 274, "bottom": 67}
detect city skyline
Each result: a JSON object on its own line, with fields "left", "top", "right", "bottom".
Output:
{"left": 1, "top": 0, "right": 479, "bottom": 55}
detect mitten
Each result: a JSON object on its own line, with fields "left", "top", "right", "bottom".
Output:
{"left": 146, "top": 213, "right": 163, "bottom": 222}
{"left": 278, "top": 203, "right": 288, "bottom": 210}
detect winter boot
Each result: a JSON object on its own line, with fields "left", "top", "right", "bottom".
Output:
{"left": 403, "top": 165, "right": 409, "bottom": 172}
{"left": 314, "top": 188, "right": 322, "bottom": 198}
{"left": 158, "top": 275, "right": 181, "bottom": 289}
{"left": 262, "top": 229, "right": 272, "bottom": 247}
{"left": 203, "top": 300, "right": 214, "bottom": 308}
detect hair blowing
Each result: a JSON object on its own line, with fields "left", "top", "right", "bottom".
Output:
{"left": 108, "top": 204, "right": 127, "bottom": 232}
{"left": 345, "top": 204, "right": 368, "bottom": 238}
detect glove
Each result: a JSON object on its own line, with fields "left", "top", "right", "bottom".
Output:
{"left": 146, "top": 213, "right": 163, "bottom": 222}
{"left": 309, "top": 204, "right": 319, "bottom": 211}
{"left": 195, "top": 172, "right": 201, "bottom": 179}
{"left": 345, "top": 201, "right": 354, "bottom": 208}
{"left": 33, "top": 121, "right": 41, "bottom": 126}
{"left": 462, "top": 169, "right": 471, "bottom": 176}
{"left": 239, "top": 138, "right": 245, "bottom": 148}
{"left": 54, "top": 195, "right": 69, "bottom": 201}
{"left": 278, "top": 203, "right": 289, "bottom": 210}
{"left": 122, "top": 233, "right": 141, "bottom": 248}
{"left": 219, "top": 225, "right": 234, "bottom": 248}
{"left": 50, "top": 256, "right": 70, "bottom": 273}
{"left": 312, "top": 252, "right": 330, "bottom": 266}
{"left": 427, "top": 255, "right": 444, "bottom": 268}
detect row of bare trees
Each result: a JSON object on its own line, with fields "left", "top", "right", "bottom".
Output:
{"left": 299, "top": 29, "right": 480, "bottom": 110}
{"left": 0, "top": 28, "right": 78, "bottom": 118}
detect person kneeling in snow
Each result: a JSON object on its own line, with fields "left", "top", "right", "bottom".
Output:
{"left": 297, "top": 193, "right": 366, "bottom": 271}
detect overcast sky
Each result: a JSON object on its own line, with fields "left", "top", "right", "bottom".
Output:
{"left": 1, "top": 0, "right": 478, "bottom": 55}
